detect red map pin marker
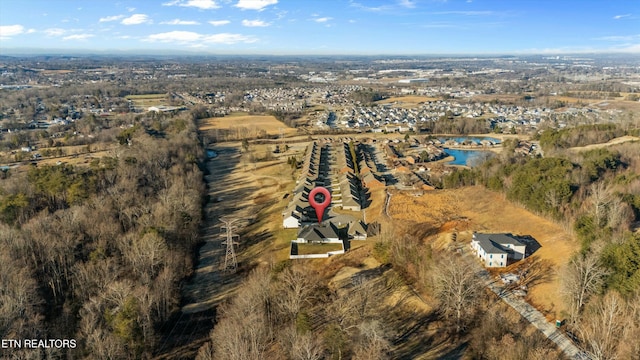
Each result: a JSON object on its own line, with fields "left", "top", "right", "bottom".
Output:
{"left": 308, "top": 186, "right": 331, "bottom": 224}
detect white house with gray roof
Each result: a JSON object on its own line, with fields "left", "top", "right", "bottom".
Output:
{"left": 471, "top": 233, "right": 526, "bottom": 268}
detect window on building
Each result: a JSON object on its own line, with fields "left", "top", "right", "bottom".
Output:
{"left": 500, "top": 262, "right": 503, "bottom": 266}
{"left": 489, "top": 262, "right": 492, "bottom": 266}
{"left": 501, "top": 254, "right": 504, "bottom": 258}
{"left": 490, "top": 254, "right": 493, "bottom": 258}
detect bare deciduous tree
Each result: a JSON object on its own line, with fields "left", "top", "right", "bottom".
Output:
{"left": 589, "top": 182, "right": 612, "bottom": 228}
{"left": 276, "top": 266, "right": 316, "bottom": 323}
{"left": 0, "top": 251, "right": 42, "bottom": 339}
{"left": 209, "top": 269, "right": 273, "bottom": 360}
{"left": 352, "top": 320, "right": 391, "bottom": 360}
{"left": 561, "top": 252, "right": 609, "bottom": 320}
{"left": 606, "top": 197, "right": 635, "bottom": 234}
{"left": 431, "top": 253, "right": 483, "bottom": 333}
{"left": 578, "top": 291, "right": 627, "bottom": 360}
{"left": 279, "top": 325, "right": 325, "bottom": 360}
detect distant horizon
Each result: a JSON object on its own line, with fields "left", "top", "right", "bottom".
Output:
{"left": 1, "top": 1, "right": 639, "bottom": 55}
{"left": 2, "top": 47, "right": 640, "bottom": 58}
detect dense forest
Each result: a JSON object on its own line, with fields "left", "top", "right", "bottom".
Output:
{"left": 0, "top": 111, "right": 205, "bottom": 358}
{"left": 440, "top": 131, "right": 640, "bottom": 359}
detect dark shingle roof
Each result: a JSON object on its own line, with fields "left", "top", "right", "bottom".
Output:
{"left": 298, "top": 224, "right": 339, "bottom": 242}
{"left": 475, "top": 233, "right": 525, "bottom": 254}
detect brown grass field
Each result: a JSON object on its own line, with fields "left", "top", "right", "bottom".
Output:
{"left": 199, "top": 112, "right": 297, "bottom": 136}
{"left": 378, "top": 95, "right": 441, "bottom": 107}
{"left": 125, "top": 93, "right": 169, "bottom": 107}
{"left": 389, "top": 186, "right": 579, "bottom": 318}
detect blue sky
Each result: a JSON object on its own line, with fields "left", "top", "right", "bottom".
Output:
{"left": 0, "top": 0, "right": 638, "bottom": 55}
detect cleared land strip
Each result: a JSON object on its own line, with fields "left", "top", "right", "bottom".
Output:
{"left": 182, "top": 147, "right": 255, "bottom": 313}
{"left": 462, "top": 251, "right": 587, "bottom": 359}
{"left": 567, "top": 135, "right": 640, "bottom": 152}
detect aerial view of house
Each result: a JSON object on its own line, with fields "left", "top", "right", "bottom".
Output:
{"left": 471, "top": 233, "right": 527, "bottom": 268}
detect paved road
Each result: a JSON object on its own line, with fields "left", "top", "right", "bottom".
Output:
{"left": 461, "top": 250, "right": 588, "bottom": 360}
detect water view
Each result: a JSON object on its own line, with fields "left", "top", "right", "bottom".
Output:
{"left": 444, "top": 148, "right": 494, "bottom": 166}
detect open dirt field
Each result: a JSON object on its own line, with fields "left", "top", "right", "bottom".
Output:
{"left": 199, "top": 112, "right": 297, "bottom": 136}
{"left": 389, "top": 186, "right": 579, "bottom": 318}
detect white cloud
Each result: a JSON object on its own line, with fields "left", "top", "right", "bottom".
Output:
{"left": 127, "top": 7, "right": 136, "bottom": 12}
{"left": 617, "top": 44, "right": 640, "bottom": 52}
{"left": 519, "top": 44, "right": 640, "bottom": 54}
{"left": 26, "top": 29, "right": 36, "bottom": 34}
{"left": 349, "top": 1, "right": 391, "bottom": 12}
{"left": 595, "top": 34, "right": 640, "bottom": 42}
{"left": 242, "top": 19, "right": 270, "bottom": 27}
{"left": 314, "top": 17, "right": 332, "bottom": 23}
{"left": 161, "top": 19, "right": 201, "bottom": 25}
{"left": 163, "top": 0, "right": 220, "bottom": 9}
{"left": 203, "top": 33, "right": 257, "bottom": 44}
{"left": 63, "top": 34, "right": 94, "bottom": 41}
{"left": 613, "top": 14, "right": 631, "bottom": 20}
{"left": 235, "top": 0, "right": 278, "bottom": 11}
{"left": 0, "top": 25, "right": 25, "bottom": 39}
{"left": 99, "top": 15, "right": 125, "bottom": 22}
{"left": 44, "top": 28, "right": 66, "bottom": 37}
{"left": 145, "top": 30, "right": 256, "bottom": 44}
{"left": 209, "top": 20, "right": 231, "bottom": 26}
{"left": 147, "top": 30, "right": 203, "bottom": 42}
{"left": 398, "top": 0, "right": 416, "bottom": 8}
{"left": 122, "top": 14, "right": 152, "bottom": 25}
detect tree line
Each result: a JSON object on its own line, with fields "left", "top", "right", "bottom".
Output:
{"left": 0, "top": 110, "right": 206, "bottom": 358}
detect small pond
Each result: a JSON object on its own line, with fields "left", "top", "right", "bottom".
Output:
{"left": 444, "top": 148, "right": 494, "bottom": 166}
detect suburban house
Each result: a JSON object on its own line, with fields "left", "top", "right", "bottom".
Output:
{"left": 471, "top": 233, "right": 526, "bottom": 268}
{"left": 290, "top": 223, "right": 345, "bottom": 259}
{"left": 296, "top": 223, "right": 341, "bottom": 244}
{"left": 348, "top": 220, "right": 368, "bottom": 240}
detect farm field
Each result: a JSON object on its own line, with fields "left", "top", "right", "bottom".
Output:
{"left": 199, "top": 112, "right": 297, "bottom": 137}
{"left": 378, "top": 95, "right": 441, "bottom": 108}
{"left": 388, "top": 186, "right": 579, "bottom": 319}
{"left": 125, "top": 93, "right": 169, "bottom": 107}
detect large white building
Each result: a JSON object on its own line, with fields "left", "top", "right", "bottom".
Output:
{"left": 471, "top": 233, "right": 526, "bottom": 268}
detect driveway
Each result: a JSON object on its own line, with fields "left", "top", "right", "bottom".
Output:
{"left": 461, "top": 249, "right": 588, "bottom": 359}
